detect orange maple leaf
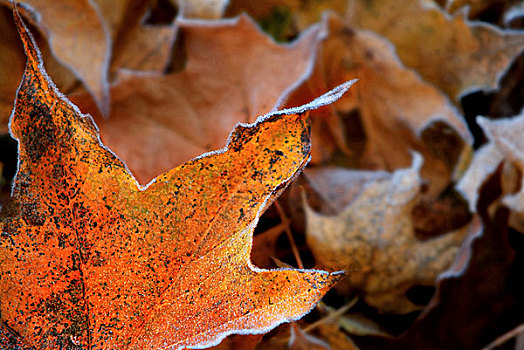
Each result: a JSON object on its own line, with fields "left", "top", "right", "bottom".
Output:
{"left": 0, "top": 8, "right": 354, "bottom": 350}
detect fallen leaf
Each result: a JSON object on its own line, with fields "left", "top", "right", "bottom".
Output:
{"left": 279, "top": 14, "right": 470, "bottom": 197}
{"left": 251, "top": 223, "right": 286, "bottom": 268}
{"left": 315, "top": 323, "right": 360, "bottom": 350}
{"left": 445, "top": 0, "right": 519, "bottom": 22}
{"left": 0, "top": 0, "right": 112, "bottom": 115}
{"left": 458, "top": 113, "right": 524, "bottom": 231}
{"left": 92, "top": 0, "right": 135, "bottom": 40}
{"left": 288, "top": 323, "right": 330, "bottom": 350}
{"left": 303, "top": 167, "right": 390, "bottom": 215}
{"left": 209, "top": 333, "right": 262, "bottom": 350}
{"left": 110, "top": 20, "right": 176, "bottom": 73}
{"left": 305, "top": 154, "right": 471, "bottom": 313}
{"left": 177, "top": 0, "right": 230, "bottom": 19}
{"left": 0, "top": 3, "right": 78, "bottom": 133}
{"left": 389, "top": 181, "right": 518, "bottom": 350}
{"left": 73, "top": 15, "right": 321, "bottom": 184}
{"left": 338, "top": 313, "right": 390, "bottom": 338}
{"left": 105, "top": 0, "right": 178, "bottom": 73}
{"left": 350, "top": 0, "right": 524, "bottom": 100}
{"left": 0, "top": 10, "right": 351, "bottom": 349}
{"left": 504, "top": 2, "right": 524, "bottom": 27}
{"left": 227, "top": 0, "right": 348, "bottom": 34}
{"left": 457, "top": 142, "right": 505, "bottom": 212}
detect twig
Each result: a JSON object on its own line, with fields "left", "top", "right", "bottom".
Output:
{"left": 482, "top": 323, "right": 524, "bottom": 350}
{"left": 304, "top": 297, "right": 358, "bottom": 333}
{"left": 274, "top": 201, "right": 304, "bottom": 269}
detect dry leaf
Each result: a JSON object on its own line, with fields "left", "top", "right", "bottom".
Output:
{"left": 177, "top": 0, "right": 230, "bottom": 19}
{"left": 445, "top": 0, "right": 519, "bottom": 21}
{"left": 394, "top": 201, "right": 516, "bottom": 350}
{"left": 0, "top": 4, "right": 78, "bottom": 133}
{"left": 338, "top": 313, "right": 390, "bottom": 338}
{"left": 280, "top": 14, "right": 470, "bottom": 197}
{"left": 315, "top": 323, "right": 360, "bottom": 350}
{"left": 351, "top": 0, "right": 524, "bottom": 100}
{"left": 111, "top": 21, "right": 176, "bottom": 73}
{"left": 251, "top": 224, "right": 286, "bottom": 268}
{"left": 457, "top": 142, "right": 505, "bottom": 212}
{"left": 305, "top": 154, "right": 471, "bottom": 313}
{"left": 504, "top": 2, "right": 524, "bottom": 27}
{"left": 227, "top": 0, "right": 347, "bottom": 31}
{"left": 288, "top": 323, "right": 330, "bottom": 350}
{"left": 458, "top": 112, "right": 524, "bottom": 231}
{"left": 0, "top": 10, "right": 351, "bottom": 349}
{"left": 209, "top": 333, "right": 262, "bottom": 350}
{"left": 0, "top": 0, "right": 111, "bottom": 115}
{"left": 105, "top": 0, "right": 178, "bottom": 73}
{"left": 73, "top": 15, "right": 321, "bottom": 184}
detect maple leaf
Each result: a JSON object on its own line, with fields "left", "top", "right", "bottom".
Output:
{"left": 0, "top": 9, "right": 351, "bottom": 349}
{"left": 105, "top": 1, "right": 177, "bottom": 73}
{"left": 0, "top": 0, "right": 111, "bottom": 115}
{"left": 177, "top": 0, "right": 229, "bottom": 19}
{"left": 457, "top": 112, "right": 524, "bottom": 230}
{"left": 350, "top": 0, "right": 524, "bottom": 100}
{"left": 280, "top": 14, "right": 471, "bottom": 197}
{"left": 72, "top": 15, "right": 320, "bottom": 184}
{"left": 0, "top": 2, "right": 80, "bottom": 134}
{"left": 304, "top": 155, "right": 472, "bottom": 313}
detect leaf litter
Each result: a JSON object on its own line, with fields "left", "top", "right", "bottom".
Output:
{"left": 0, "top": 0, "right": 523, "bottom": 349}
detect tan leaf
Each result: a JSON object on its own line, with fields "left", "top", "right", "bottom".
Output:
{"left": 289, "top": 323, "right": 330, "bottom": 350}
{"left": 459, "top": 113, "right": 524, "bottom": 230}
{"left": 92, "top": 0, "right": 139, "bottom": 40}
{"left": 315, "top": 323, "right": 360, "bottom": 350}
{"left": 73, "top": 15, "right": 320, "bottom": 184}
{"left": 95, "top": 0, "right": 177, "bottom": 73}
{"left": 305, "top": 154, "right": 471, "bottom": 313}
{"left": 280, "top": 14, "right": 470, "bottom": 197}
{"left": 110, "top": 19, "right": 177, "bottom": 73}
{"left": 457, "top": 143, "right": 504, "bottom": 212}
{"left": 338, "top": 313, "right": 390, "bottom": 337}
{"left": 350, "top": 0, "right": 524, "bottom": 100}
{"left": 446, "top": 0, "right": 519, "bottom": 20}
{"left": 177, "top": 0, "right": 230, "bottom": 19}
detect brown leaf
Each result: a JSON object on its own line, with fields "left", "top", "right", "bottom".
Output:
{"left": 315, "top": 323, "right": 360, "bottom": 350}
{"left": 350, "top": 0, "right": 524, "bottom": 100}
{"left": 110, "top": 20, "right": 177, "bottom": 73}
{"left": 458, "top": 113, "right": 524, "bottom": 231}
{"left": 209, "top": 334, "right": 262, "bottom": 350}
{"left": 303, "top": 167, "right": 390, "bottom": 215}
{"left": 305, "top": 154, "right": 472, "bottom": 313}
{"left": 97, "top": 0, "right": 178, "bottom": 73}
{"left": 0, "top": 10, "right": 352, "bottom": 349}
{"left": 288, "top": 323, "right": 330, "bottom": 350}
{"left": 1, "top": 0, "right": 112, "bottom": 114}
{"left": 445, "top": 0, "right": 519, "bottom": 22}
{"left": 338, "top": 313, "right": 390, "bottom": 338}
{"left": 391, "top": 198, "right": 517, "bottom": 350}
{"left": 457, "top": 142, "right": 505, "bottom": 212}
{"left": 177, "top": 0, "right": 229, "bottom": 19}
{"left": 0, "top": 4, "right": 77, "bottom": 133}
{"left": 280, "top": 14, "right": 470, "bottom": 197}
{"left": 73, "top": 15, "right": 321, "bottom": 184}
{"left": 252, "top": 223, "right": 286, "bottom": 268}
